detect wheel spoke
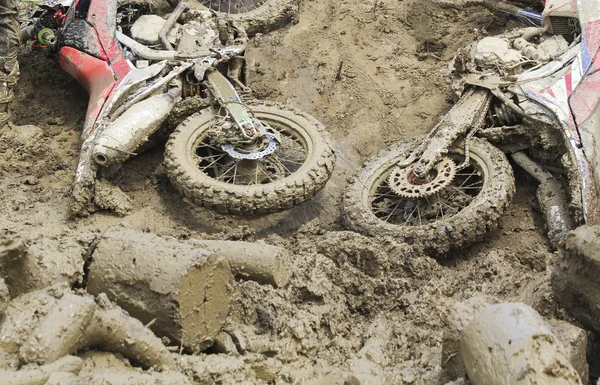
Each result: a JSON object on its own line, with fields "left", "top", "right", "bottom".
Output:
{"left": 198, "top": 143, "right": 226, "bottom": 153}
{"left": 369, "top": 155, "right": 485, "bottom": 227}
{"left": 251, "top": 165, "right": 259, "bottom": 185}
{"left": 450, "top": 186, "right": 474, "bottom": 201}
{"left": 447, "top": 169, "right": 478, "bottom": 200}
{"left": 372, "top": 206, "right": 394, "bottom": 215}
{"left": 268, "top": 155, "right": 293, "bottom": 176}
{"left": 458, "top": 180, "right": 483, "bottom": 191}
{"left": 216, "top": 161, "right": 241, "bottom": 181}
{"left": 278, "top": 144, "right": 305, "bottom": 160}
{"left": 372, "top": 191, "right": 399, "bottom": 199}
{"left": 401, "top": 203, "right": 420, "bottom": 226}
{"left": 385, "top": 199, "right": 404, "bottom": 222}
{"left": 191, "top": 115, "right": 312, "bottom": 189}
{"left": 439, "top": 198, "right": 461, "bottom": 213}
{"left": 261, "top": 166, "right": 276, "bottom": 183}
{"left": 199, "top": 154, "right": 227, "bottom": 172}
{"left": 279, "top": 158, "right": 305, "bottom": 166}
{"left": 458, "top": 170, "right": 477, "bottom": 187}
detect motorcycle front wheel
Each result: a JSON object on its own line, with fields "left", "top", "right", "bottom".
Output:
{"left": 198, "top": 0, "right": 299, "bottom": 35}
{"left": 343, "top": 137, "right": 515, "bottom": 257}
{"left": 164, "top": 101, "right": 335, "bottom": 215}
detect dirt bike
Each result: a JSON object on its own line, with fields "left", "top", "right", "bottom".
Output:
{"left": 343, "top": 0, "right": 600, "bottom": 256}
{"left": 23, "top": 0, "right": 334, "bottom": 216}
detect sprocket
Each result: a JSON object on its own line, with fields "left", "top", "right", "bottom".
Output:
{"left": 388, "top": 157, "right": 456, "bottom": 198}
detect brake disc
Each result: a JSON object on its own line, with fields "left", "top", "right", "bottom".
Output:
{"left": 388, "top": 157, "right": 456, "bottom": 198}
{"left": 221, "top": 134, "right": 278, "bottom": 160}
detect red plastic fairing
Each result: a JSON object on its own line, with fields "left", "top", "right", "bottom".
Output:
{"left": 87, "top": 0, "right": 130, "bottom": 79}
{"left": 59, "top": 46, "right": 116, "bottom": 136}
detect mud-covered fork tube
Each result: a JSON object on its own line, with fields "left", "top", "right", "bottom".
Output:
{"left": 412, "top": 88, "right": 491, "bottom": 178}
{"left": 512, "top": 152, "right": 574, "bottom": 247}
{"left": 205, "top": 69, "right": 256, "bottom": 137}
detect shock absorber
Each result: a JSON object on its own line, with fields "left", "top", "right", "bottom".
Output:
{"left": 487, "top": 100, "right": 522, "bottom": 126}
{"left": 182, "top": 71, "right": 202, "bottom": 98}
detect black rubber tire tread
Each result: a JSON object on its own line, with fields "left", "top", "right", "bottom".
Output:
{"left": 343, "top": 137, "right": 515, "bottom": 257}
{"left": 164, "top": 101, "right": 335, "bottom": 215}
{"left": 215, "top": 0, "right": 300, "bottom": 35}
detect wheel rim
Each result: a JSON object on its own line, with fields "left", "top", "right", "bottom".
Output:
{"left": 368, "top": 153, "right": 487, "bottom": 226}
{"left": 200, "top": 0, "right": 266, "bottom": 13}
{"left": 191, "top": 117, "right": 309, "bottom": 186}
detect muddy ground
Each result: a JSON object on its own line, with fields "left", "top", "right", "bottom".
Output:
{"left": 0, "top": 0, "right": 592, "bottom": 384}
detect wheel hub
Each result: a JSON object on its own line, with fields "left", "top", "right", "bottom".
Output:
{"left": 388, "top": 157, "right": 456, "bottom": 198}
{"left": 221, "top": 134, "right": 278, "bottom": 160}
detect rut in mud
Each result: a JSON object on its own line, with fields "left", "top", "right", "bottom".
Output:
{"left": 0, "top": 0, "right": 586, "bottom": 383}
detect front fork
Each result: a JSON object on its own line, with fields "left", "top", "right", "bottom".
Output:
{"left": 205, "top": 69, "right": 257, "bottom": 138}
{"left": 405, "top": 88, "right": 491, "bottom": 177}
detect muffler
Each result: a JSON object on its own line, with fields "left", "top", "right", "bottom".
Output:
{"left": 93, "top": 85, "right": 182, "bottom": 166}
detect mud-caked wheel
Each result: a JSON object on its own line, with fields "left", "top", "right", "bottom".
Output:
{"left": 164, "top": 101, "right": 335, "bottom": 215}
{"left": 198, "top": 0, "right": 299, "bottom": 35}
{"left": 343, "top": 137, "right": 515, "bottom": 257}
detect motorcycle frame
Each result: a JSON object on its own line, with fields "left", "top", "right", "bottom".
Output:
{"left": 406, "top": 0, "right": 600, "bottom": 226}
{"left": 38, "top": 0, "right": 256, "bottom": 214}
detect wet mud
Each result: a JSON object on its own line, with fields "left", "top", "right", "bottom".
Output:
{"left": 0, "top": 0, "right": 592, "bottom": 384}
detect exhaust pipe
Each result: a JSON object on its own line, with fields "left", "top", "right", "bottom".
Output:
{"left": 92, "top": 84, "right": 182, "bottom": 166}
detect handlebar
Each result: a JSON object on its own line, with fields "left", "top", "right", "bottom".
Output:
{"left": 481, "top": 0, "right": 542, "bottom": 26}
{"left": 115, "top": 30, "right": 246, "bottom": 62}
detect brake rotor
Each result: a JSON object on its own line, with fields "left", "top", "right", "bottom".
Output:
{"left": 221, "top": 134, "right": 278, "bottom": 160}
{"left": 388, "top": 157, "right": 456, "bottom": 198}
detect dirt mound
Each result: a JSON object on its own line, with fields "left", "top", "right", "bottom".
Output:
{"left": 0, "top": 0, "right": 571, "bottom": 383}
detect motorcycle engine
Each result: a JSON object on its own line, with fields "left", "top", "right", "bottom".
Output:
{"left": 177, "top": 20, "right": 219, "bottom": 56}
{"left": 471, "top": 36, "right": 524, "bottom": 75}
{"left": 467, "top": 34, "right": 568, "bottom": 76}
{"left": 130, "top": 14, "right": 182, "bottom": 46}
{"left": 129, "top": 12, "right": 220, "bottom": 55}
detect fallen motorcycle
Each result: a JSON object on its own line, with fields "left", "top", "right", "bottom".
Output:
{"left": 343, "top": 0, "right": 600, "bottom": 255}
{"left": 24, "top": 0, "right": 334, "bottom": 216}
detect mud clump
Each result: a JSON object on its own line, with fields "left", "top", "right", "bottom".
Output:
{"left": 87, "top": 227, "right": 235, "bottom": 353}
{"left": 0, "top": 228, "right": 89, "bottom": 298}
{"left": 313, "top": 231, "right": 394, "bottom": 277}
{"left": 461, "top": 303, "right": 582, "bottom": 385}
{"left": 0, "top": 284, "right": 176, "bottom": 373}
{"left": 94, "top": 180, "right": 133, "bottom": 217}
{"left": 190, "top": 238, "right": 293, "bottom": 287}
{"left": 0, "top": 0, "right": 574, "bottom": 383}
{"left": 553, "top": 225, "right": 600, "bottom": 336}
{"left": 441, "top": 296, "right": 588, "bottom": 384}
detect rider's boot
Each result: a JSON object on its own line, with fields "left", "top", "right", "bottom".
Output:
{"left": 0, "top": 57, "right": 19, "bottom": 131}
{"left": 0, "top": 0, "right": 19, "bottom": 130}
{"left": 0, "top": 0, "right": 41, "bottom": 142}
